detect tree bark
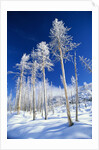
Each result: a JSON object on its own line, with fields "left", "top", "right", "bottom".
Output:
{"left": 74, "top": 51, "right": 79, "bottom": 121}
{"left": 17, "top": 71, "right": 23, "bottom": 114}
{"left": 58, "top": 42, "right": 73, "bottom": 126}
{"left": 43, "top": 67, "right": 47, "bottom": 120}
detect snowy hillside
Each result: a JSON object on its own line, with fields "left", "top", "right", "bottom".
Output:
{"left": 7, "top": 101, "right": 92, "bottom": 139}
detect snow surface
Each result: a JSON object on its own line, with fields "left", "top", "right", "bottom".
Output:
{"left": 7, "top": 101, "right": 92, "bottom": 139}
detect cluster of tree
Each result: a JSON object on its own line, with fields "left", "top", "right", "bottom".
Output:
{"left": 8, "top": 18, "right": 92, "bottom": 126}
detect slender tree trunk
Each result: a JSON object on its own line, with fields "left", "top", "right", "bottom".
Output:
{"left": 17, "top": 71, "right": 23, "bottom": 115}
{"left": 33, "top": 78, "right": 36, "bottom": 120}
{"left": 58, "top": 43, "right": 73, "bottom": 126}
{"left": 51, "top": 82, "right": 54, "bottom": 114}
{"left": 30, "top": 98, "right": 32, "bottom": 114}
{"left": 41, "top": 95, "right": 43, "bottom": 117}
{"left": 43, "top": 67, "right": 47, "bottom": 120}
{"left": 74, "top": 51, "right": 79, "bottom": 121}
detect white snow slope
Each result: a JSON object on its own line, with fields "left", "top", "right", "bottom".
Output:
{"left": 7, "top": 102, "right": 92, "bottom": 139}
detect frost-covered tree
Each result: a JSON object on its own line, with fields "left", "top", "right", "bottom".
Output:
{"left": 26, "top": 76, "right": 31, "bottom": 112}
{"left": 36, "top": 41, "right": 54, "bottom": 120}
{"left": 74, "top": 51, "right": 79, "bottom": 121}
{"left": 50, "top": 18, "right": 80, "bottom": 126}
{"left": 29, "top": 49, "right": 40, "bottom": 120}
{"left": 71, "top": 76, "right": 76, "bottom": 108}
{"left": 14, "top": 77, "right": 20, "bottom": 111}
{"left": 83, "top": 82, "right": 92, "bottom": 107}
{"left": 50, "top": 82, "right": 54, "bottom": 114}
{"left": 79, "top": 56, "right": 92, "bottom": 73}
{"left": 15, "top": 53, "right": 30, "bottom": 114}
{"left": 7, "top": 91, "right": 12, "bottom": 113}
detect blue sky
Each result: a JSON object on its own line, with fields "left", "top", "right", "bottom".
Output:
{"left": 7, "top": 11, "right": 92, "bottom": 97}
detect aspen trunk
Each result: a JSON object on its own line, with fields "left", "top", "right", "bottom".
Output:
{"left": 74, "top": 51, "right": 79, "bottom": 121}
{"left": 41, "top": 95, "right": 43, "bottom": 117}
{"left": 58, "top": 44, "right": 73, "bottom": 126}
{"left": 33, "top": 78, "right": 36, "bottom": 120}
{"left": 17, "top": 71, "right": 23, "bottom": 114}
{"left": 43, "top": 67, "right": 47, "bottom": 120}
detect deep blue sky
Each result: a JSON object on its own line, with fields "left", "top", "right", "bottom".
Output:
{"left": 7, "top": 11, "right": 92, "bottom": 97}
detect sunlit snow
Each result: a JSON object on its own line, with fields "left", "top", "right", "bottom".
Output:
{"left": 7, "top": 101, "right": 92, "bottom": 139}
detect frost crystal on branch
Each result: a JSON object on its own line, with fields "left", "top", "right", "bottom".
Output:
{"left": 50, "top": 18, "right": 80, "bottom": 62}
{"left": 37, "top": 41, "right": 54, "bottom": 71}
{"left": 79, "top": 56, "right": 92, "bottom": 73}
{"left": 16, "top": 53, "right": 30, "bottom": 74}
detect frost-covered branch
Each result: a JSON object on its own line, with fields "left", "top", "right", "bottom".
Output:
{"left": 79, "top": 56, "right": 92, "bottom": 73}
{"left": 50, "top": 18, "right": 80, "bottom": 62}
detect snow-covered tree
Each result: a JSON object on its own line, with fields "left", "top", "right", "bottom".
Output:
{"left": 36, "top": 41, "right": 54, "bottom": 120}
{"left": 79, "top": 56, "right": 92, "bottom": 73}
{"left": 26, "top": 76, "right": 31, "bottom": 112}
{"left": 74, "top": 51, "right": 79, "bottom": 121}
{"left": 14, "top": 77, "right": 20, "bottom": 111}
{"left": 50, "top": 18, "right": 80, "bottom": 126}
{"left": 29, "top": 49, "right": 40, "bottom": 120}
{"left": 71, "top": 76, "right": 76, "bottom": 108}
{"left": 50, "top": 82, "right": 54, "bottom": 114}
{"left": 7, "top": 91, "right": 12, "bottom": 113}
{"left": 83, "top": 82, "right": 92, "bottom": 107}
{"left": 21, "top": 76, "right": 27, "bottom": 111}
{"left": 15, "top": 53, "right": 30, "bottom": 114}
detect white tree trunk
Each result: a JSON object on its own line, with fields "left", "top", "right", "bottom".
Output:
{"left": 74, "top": 51, "right": 79, "bottom": 121}
{"left": 43, "top": 67, "right": 47, "bottom": 120}
{"left": 51, "top": 82, "right": 54, "bottom": 114}
{"left": 17, "top": 71, "right": 23, "bottom": 114}
{"left": 41, "top": 95, "right": 43, "bottom": 117}
{"left": 33, "top": 78, "right": 36, "bottom": 120}
{"left": 59, "top": 44, "right": 73, "bottom": 126}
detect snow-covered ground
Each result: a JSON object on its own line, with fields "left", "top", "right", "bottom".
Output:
{"left": 7, "top": 101, "right": 92, "bottom": 139}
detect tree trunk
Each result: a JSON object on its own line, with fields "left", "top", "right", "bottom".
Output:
{"left": 30, "top": 98, "right": 32, "bottom": 114}
{"left": 59, "top": 44, "right": 73, "bottom": 126}
{"left": 51, "top": 82, "right": 54, "bottom": 114}
{"left": 74, "top": 51, "right": 79, "bottom": 121}
{"left": 41, "top": 94, "right": 43, "bottom": 117}
{"left": 17, "top": 71, "right": 23, "bottom": 114}
{"left": 43, "top": 67, "right": 47, "bottom": 120}
{"left": 33, "top": 78, "right": 36, "bottom": 120}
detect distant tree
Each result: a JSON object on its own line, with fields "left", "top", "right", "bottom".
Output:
{"left": 71, "top": 76, "right": 76, "bottom": 109}
{"left": 15, "top": 53, "right": 30, "bottom": 114}
{"left": 36, "top": 41, "right": 54, "bottom": 120}
{"left": 50, "top": 82, "right": 54, "bottom": 114}
{"left": 83, "top": 82, "right": 91, "bottom": 107}
{"left": 79, "top": 56, "right": 92, "bottom": 73}
{"left": 50, "top": 18, "right": 80, "bottom": 126}
{"left": 7, "top": 91, "right": 12, "bottom": 113}
{"left": 74, "top": 51, "right": 79, "bottom": 121}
